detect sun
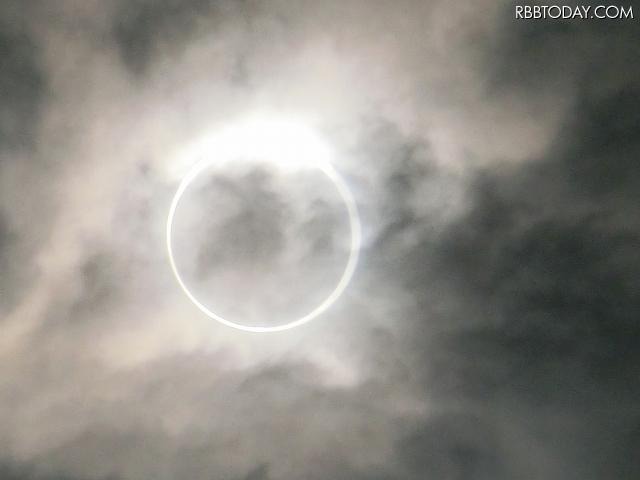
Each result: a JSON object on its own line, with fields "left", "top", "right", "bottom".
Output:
{"left": 166, "top": 116, "right": 362, "bottom": 333}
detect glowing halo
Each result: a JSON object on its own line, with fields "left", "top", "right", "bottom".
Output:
{"left": 166, "top": 117, "right": 361, "bottom": 333}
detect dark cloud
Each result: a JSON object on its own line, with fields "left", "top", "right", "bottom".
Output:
{"left": 298, "top": 197, "right": 345, "bottom": 257}
{"left": 1, "top": 1, "right": 639, "bottom": 480}
{"left": 0, "top": 19, "right": 46, "bottom": 151}
{"left": 0, "top": 212, "right": 38, "bottom": 316}
{"left": 112, "top": 0, "right": 225, "bottom": 75}
{"left": 0, "top": 462, "right": 102, "bottom": 480}
{"left": 240, "top": 464, "right": 270, "bottom": 480}
{"left": 486, "top": 1, "right": 640, "bottom": 95}
{"left": 0, "top": 214, "right": 19, "bottom": 308}
{"left": 563, "top": 87, "right": 640, "bottom": 199}
{"left": 0, "top": 5, "right": 48, "bottom": 315}
{"left": 396, "top": 45, "right": 640, "bottom": 480}
{"left": 193, "top": 168, "right": 290, "bottom": 276}
{"left": 398, "top": 413, "right": 508, "bottom": 480}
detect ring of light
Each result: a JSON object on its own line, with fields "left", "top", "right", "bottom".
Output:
{"left": 166, "top": 119, "right": 361, "bottom": 333}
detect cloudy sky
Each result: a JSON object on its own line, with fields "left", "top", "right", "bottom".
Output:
{"left": 1, "top": 1, "right": 639, "bottom": 479}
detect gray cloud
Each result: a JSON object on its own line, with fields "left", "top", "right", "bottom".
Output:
{"left": 112, "top": 0, "right": 223, "bottom": 75}
{"left": 0, "top": 1, "right": 638, "bottom": 480}
{"left": 389, "top": 18, "right": 640, "bottom": 477}
{"left": 0, "top": 23, "right": 46, "bottom": 151}
{"left": 192, "top": 168, "right": 291, "bottom": 276}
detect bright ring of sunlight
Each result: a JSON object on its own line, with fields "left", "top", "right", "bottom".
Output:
{"left": 166, "top": 117, "right": 362, "bottom": 333}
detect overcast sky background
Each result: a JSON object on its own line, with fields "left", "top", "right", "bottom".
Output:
{"left": 1, "top": 1, "right": 639, "bottom": 479}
